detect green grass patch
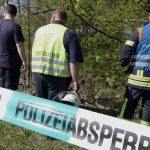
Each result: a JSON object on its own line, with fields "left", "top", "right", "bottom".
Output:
{"left": 0, "top": 121, "right": 84, "bottom": 150}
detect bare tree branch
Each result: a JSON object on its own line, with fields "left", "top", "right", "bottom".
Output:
{"left": 31, "top": 8, "right": 55, "bottom": 15}
{"left": 69, "top": 0, "right": 123, "bottom": 43}
{"left": 17, "top": 0, "right": 22, "bottom": 25}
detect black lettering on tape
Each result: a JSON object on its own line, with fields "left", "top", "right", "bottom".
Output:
{"left": 44, "top": 112, "right": 53, "bottom": 127}
{"left": 40, "top": 110, "right": 46, "bottom": 125}
{"left": 76, "top": 118, "right": 88, "bottom": 140}
{"left": 66, "top": 117, "right": 76, "bottom": 137}
{"left": 24, "top": 106, "right": 34, "bottom": 121}
{"left": 62, "top": 115, "right": 68, "bottom": 132}
{"left": 15, "top": 101, "right": 25, "bottom": 117}
{"left": 32, "top": 108, "right": 39, "bottom": 123}
{"left": 138, "top": 135, "right": 150, "bottom": 150}
{"left": 111, "top": 128, "right": 125, "bottom": 150}
{"left": 53, "top": 114, "right": 62, "bottom": 131}
{"left": 123, "top": 131, "right": 138, "bottom": 150}
{"left": 87, "top": 121, "right": 100, "bottom": 144}
{"left": 99, "top": 124, "right": 113, "bottom": 146}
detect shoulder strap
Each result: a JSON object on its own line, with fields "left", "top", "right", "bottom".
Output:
{"left": 137, "top": 27, "right": 143, "bottom": 41}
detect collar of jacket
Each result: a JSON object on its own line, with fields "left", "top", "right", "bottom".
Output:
{"left": 51, "top": 20, "right": 64, "bottom": 25}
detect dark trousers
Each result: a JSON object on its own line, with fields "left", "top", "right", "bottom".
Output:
{"left": 34, "top": 73, "right": 71, "bottom": 100}
{"left": 121, "top": 86, "right": 150, "bottom": 122}
{"left": 0, "top": 67, "right": 20, "bottom": 90}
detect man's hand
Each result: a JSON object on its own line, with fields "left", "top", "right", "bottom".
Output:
{"left": 22, "top": 61, "right": 27, "bottom": 72}
{"left": 69, "top": 62, "right": 80, "bottom": 91}
{"left": 69, "top": 81, "right": 79, "bottom": 91}
{"left": 16, "top": 42, "right": 27, "bottom": 72}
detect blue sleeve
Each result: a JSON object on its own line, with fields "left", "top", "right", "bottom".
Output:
{"left": 64, "top": 29, "right": 84, "bottom": 63}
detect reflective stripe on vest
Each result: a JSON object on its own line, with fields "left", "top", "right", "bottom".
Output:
{"left": 32, "top": 24, "right": 70, "bottom": 77}
{"left": 32, "top": 65, "right": 70, "bottom": 76}
{"left": 125, "top": 40, "right": 135, "bottom": 46}
{"left": 32, "top": 57, "right": 68, "bottom": 67}
{"left": 131, "top": 25, "right": 150, "bottom": 71}
{"left": 132, "top": 55, "right": 150, "bottom": 60}
{"left": 131, "top": 62, "right": 150, "bottom": 68}
{"left": 127, "top": 70, "right": 150, "bottom": 88}
{"left": 128, "top": 79, "right": 150, "bottom": 87}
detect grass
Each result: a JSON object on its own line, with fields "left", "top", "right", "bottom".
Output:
{"left": 0, "top": 121, "right": 84, "bottom": 150}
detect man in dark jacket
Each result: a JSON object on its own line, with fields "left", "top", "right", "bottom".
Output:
{"left": 0, "top": 4, "right": 27, "bottom": 90}
{"left": 120, "top": 22, "right": 150, "bottom": 126}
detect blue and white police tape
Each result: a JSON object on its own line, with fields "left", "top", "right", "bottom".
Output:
{"left": 0, "top": 87, "right": 150, "bottom": 150}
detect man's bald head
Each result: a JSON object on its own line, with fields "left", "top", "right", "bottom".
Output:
{"left": 51, "top": 9, "right": 68, "bottom": 24}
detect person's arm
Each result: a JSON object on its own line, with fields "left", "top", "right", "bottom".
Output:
{"left": 13, "top": 23, "right": 27, "bottom": 71}
{"left": 64, "top": 29, "right": 84, "bottom": 91}
{"left": 69, "top": 62, "right": 80, "bottom": 91}
{"left": 121, "top": 30, "right": 139, "bottom": 74}
{"left": 16, "top": 42, "right": 27, "bottom": 71}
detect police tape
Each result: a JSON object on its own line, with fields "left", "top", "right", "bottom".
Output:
{"left": 0, "top": 87, "right": 150, "bottom": 150}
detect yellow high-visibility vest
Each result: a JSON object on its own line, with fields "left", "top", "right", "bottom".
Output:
{"left": 32, "top": 24, "right": 70, "bottom": 77}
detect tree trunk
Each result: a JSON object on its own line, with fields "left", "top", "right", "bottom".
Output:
{"left": 27, "top": 0, "right": 31, "bottom": 86}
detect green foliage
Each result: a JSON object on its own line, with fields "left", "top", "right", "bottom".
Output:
{"left": 0, "top": 0, "right": 147, "bottom": 148}
{"left": 67, "top": 0, "right": 146, "bottom": 103}
{"left": 1, "top": 0, "right": 147, "bottom": 112}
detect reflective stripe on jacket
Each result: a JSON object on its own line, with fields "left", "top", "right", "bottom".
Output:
{"left": 128, "top": 70, "right": 150, "bottom": 88}
{"left": 32, "top": 24, "right": 70, "bottom": 77}
{"left": 127, "top": 24, "right": 150, "bottom": 89}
